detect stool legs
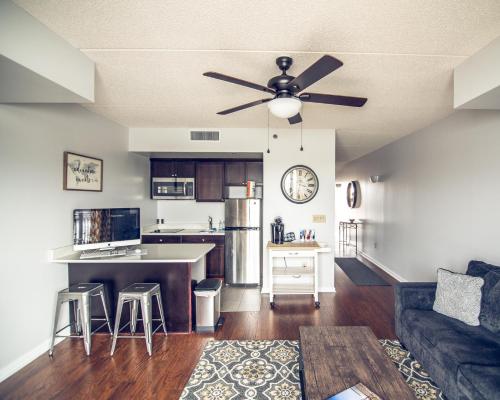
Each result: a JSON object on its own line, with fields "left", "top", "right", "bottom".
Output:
{"left": 99, "top": 288, "right": 113, "bottom": 335}
{"left": 80, "top": 295, "right": 92, "bottom": 356}
{"left": 141, "top": 295, "right": 153, "bottom": 356}
{"left": 49, "top": 295, "right": 63, "bottom": 357}
{"left": 156, "top": 293, "right": 168, "bottom": 336}
{"left": 130, "top": 300, "right": 139, "bottom": 334}
{"left": 110, "top": 293, "right": 124, "bottom": 356}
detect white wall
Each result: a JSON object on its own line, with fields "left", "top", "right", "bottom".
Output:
{"left": 337, "top": 109, "right": 500, "bottom": 281}
{"left": 0, "top": 104, "right": 155, "bottom": 381}
{"left": 130, "top": 127, "right": 336, "bottom": 292}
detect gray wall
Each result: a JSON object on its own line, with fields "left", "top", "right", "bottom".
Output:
{"left": 0, "top": 104, "right": 155, "bottom": 381}
{"left": 337, "top": 109, "right": 500, "bottom": 281}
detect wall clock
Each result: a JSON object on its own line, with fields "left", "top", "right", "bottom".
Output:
{"left": 281, "top": 165, "right": 319, "bottom": 204}
{"left": 347, "top": 180, "right": 360, "bottom": 208}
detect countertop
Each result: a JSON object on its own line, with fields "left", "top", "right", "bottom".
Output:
{"left": 142, "top": 227, "right": 225, "bottom": 236}
{"left": 50, "top": 243, "right": 215, "bottom": 264}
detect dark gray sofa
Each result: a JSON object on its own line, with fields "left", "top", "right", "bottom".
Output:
{"left": 395, "top": 261, "right": 500, "bottom": 400}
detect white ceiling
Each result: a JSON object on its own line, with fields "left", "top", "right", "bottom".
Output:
{"left": 15, "top": 0, "right": 500, "bottom": 163}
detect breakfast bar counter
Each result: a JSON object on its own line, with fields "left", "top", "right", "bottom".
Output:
{"left": 51, "top": 243, "right": 215, "bottom": 333}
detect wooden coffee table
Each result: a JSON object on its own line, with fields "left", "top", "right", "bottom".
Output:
{"left": 299, "top": 326, "right": 415, "bottom": 399}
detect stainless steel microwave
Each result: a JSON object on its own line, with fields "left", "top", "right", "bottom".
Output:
{"left": 152, "top": 177, "right": 195, "bottom": 199}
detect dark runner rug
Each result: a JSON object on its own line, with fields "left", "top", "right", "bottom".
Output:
{"left": 335, "top": 257, "right": 390, "bottom": 286}
{"left": 181, "top": 339, "right": 445, "bottom": 400}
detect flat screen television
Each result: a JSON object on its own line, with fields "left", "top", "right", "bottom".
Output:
{"left": 73, "top": 208, "right": 141, "bottom": 251}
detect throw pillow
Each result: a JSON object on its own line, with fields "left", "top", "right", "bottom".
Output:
{"left": 433, "top": 268, "right": 484, "bottom": 326}
{"left": 479, "top": 270, "right": 500, "bottom": 333}
{"left": 466, "top": 260, "right": 500, "bottom": 278}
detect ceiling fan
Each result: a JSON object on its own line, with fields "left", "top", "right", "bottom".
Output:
{"left": 203, "top": 55, "right": 367, "bottom": 125}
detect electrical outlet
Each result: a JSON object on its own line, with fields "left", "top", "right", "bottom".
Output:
{"left": 312, "top": 214, "right": 326, "bottom": 223}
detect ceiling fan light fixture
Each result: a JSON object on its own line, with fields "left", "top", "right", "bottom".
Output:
{"left": 267, "top": 97, "right": 302, "bottom": 119}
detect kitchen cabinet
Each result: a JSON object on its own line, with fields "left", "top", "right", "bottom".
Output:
{"left": 142, "top": 234, "right": 225, "bottom": 278}
{"left": 224, "top": 162, "right": 247, "bottom": 185}
{"left": 151, "top": 160, "right": 195, "bottom": 178}
{"left": 196, "top": 162, "right": 224, "bottom": 202}
{"left": 141, "top": 235, "right": 181, "bottom": 244}
{"left": 224, "top": 161, "right": 263, "bottom": 186}
{"left": 246, "top": 161, "right": 263, "bottom": 183}
{"left": 183, "top": 236, "right": 225, "bottom": 278}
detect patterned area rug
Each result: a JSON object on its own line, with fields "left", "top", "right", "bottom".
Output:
{"left": 380, "top": 340, "right": 447, "bottom": 400}
{"left": 181, "top": 339, "right": 446, "bottom": 400}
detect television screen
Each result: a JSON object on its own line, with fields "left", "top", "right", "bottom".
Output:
{"left": 73, "top": 208, "right": 140, "bottom": 249}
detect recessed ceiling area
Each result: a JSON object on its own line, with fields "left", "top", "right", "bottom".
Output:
{"left": 15, "top": 0, "right": 500, "bottom": 164}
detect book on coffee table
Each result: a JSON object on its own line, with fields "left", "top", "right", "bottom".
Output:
{"left": 325, "top": 383, "right": 382, "bottom": 400}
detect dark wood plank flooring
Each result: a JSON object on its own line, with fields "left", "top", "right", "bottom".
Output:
{"left": 0, "top": 262, "right": 398, "bottom": 400}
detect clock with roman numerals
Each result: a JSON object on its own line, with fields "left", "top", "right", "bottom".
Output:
{"left": 280, "top": 165, "right": 319, "bottom": 204}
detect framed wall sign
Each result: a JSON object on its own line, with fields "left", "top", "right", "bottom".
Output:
{"left": 63, "top": 151, "right": 103, "bottom": 192}
{"left": 281, "top": 165, "right": 319, "bottom": 204}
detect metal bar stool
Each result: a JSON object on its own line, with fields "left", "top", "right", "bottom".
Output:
{"left": 110, "top": 283, "right": 167, "bottom": 356}
{"left": 49, "top": 283, "right": 112, "bottom": 356}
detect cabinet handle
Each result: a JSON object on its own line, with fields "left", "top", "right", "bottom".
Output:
{"left": 159, "top": 239, "right": 163, "bottom": 242}
{"left": 293, "top": 274, "right": 302, "bottom": 279}
{"left": 202, "top": 238, "right": 206, "bottom": 242}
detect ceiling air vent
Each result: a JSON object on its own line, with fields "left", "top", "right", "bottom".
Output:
{"left": 190, "top": 130, "right": 220, "bottom": 141}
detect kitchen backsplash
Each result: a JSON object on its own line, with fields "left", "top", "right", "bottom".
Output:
{"left": 156, "top": 200, "right": 225, "bottom": 225}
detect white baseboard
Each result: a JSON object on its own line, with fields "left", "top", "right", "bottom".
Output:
{"left": 358, "top": 251, "right": 407, "bottom": 282}
{"left": 0, "top": 331, "right": 67, "bottom": 383}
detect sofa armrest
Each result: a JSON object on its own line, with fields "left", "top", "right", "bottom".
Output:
{"left": 395, "top": 282, "right": 437, "bottom": 340}
{"left": 395, "top": 282, "right": 437, "bottom": 313}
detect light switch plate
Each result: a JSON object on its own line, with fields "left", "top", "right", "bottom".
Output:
{"left": 312, "top": 214, "right": 326, "bottom": 223}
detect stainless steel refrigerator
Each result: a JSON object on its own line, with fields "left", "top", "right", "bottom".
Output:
{"left": 225, "top": 199, "right": 261, "bottom": 285}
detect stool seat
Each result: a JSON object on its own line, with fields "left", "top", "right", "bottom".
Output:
{"left": 110, "top": 282, "right": 167, "bottom": 356}
{"left": 49, "top": 282, "right": 112, "bottom": 357}
{"left": 121, "top": 283, "right": 159, "bottom": 294}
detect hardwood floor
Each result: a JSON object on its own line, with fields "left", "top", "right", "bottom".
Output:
{"left": 0, "top": 263, "right": 398, "bottom": 400}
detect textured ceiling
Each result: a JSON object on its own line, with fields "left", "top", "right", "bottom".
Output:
{"left": 15, "top": 0, "right": 500, "bottom": 163}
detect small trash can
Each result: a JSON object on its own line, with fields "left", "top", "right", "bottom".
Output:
{"left": 194, "top": 278, "right": 222, "bottom": 333}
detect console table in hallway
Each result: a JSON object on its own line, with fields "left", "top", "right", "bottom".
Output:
{"left": 299, "top": 326, "right": 414, "bottom": 400}
{"left": 338, "top": 221, "right": 361, "bottom": 255}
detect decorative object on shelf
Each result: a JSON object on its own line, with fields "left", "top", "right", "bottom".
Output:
{"left": 203, "top": 55, "right": 367, "bottom": 124}
{"left": 63, "top": 151, "right": 103, "bottom": 192}
{"left": 281, "top": 165, "right": 319, "bottom": 204}
{"left": 347, "top": 180, "right": 360, "bottom": 208}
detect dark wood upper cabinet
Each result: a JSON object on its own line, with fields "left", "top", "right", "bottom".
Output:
{"left": 224, "top": 162, "right": 247, "bottom": 186}
{"left": 246, "top": 161, "right": 263, "bottom": 184}
{"left": 195, "top": 162, "right": 224, "bottom": 202}
{"left": 225, "top": 161, "right": 263, "bottom": 186}
{"left": 151, "top": 160, "right": 195, "bottom": 178}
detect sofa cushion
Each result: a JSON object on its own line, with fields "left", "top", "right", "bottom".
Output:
{"left": 457, "top": 364, "right": 500, "bottom": 400}
{"left": 466, "top": 260, "right": 500, "bottom": 278}
{"left": 433, "top": 269, "right": 484, "bottom": 326}
{"left": 479, "top": 271, "right": 500, "bottom": 333}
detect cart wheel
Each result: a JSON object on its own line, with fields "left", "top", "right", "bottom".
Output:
{"left": 270, "top": 302, "right": 275, "bottom": 309}
{"left": 314, "top": 301, "right": 320, "bottom": 309}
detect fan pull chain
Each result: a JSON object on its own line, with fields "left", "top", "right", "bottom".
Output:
{"left": 300, "top": 120, "right": 304, "bottom": 151}
{"left": 267, "top": 109, "right": 271, "bottom": 154}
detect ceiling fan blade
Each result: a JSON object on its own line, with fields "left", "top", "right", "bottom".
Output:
{"left": 288, "top": 113, "right": 302, "bottom": 124}
{"left": 204, "top": 72, "right": 275, "bottom": 94}
{"left": 216, "top": 98, "right": 272, "bottom": 115}
{"left": 287, "top": 55, "right": 343, "bottom": 92}
{"left": 300, "top": 92, "right": 367, "bottom": 107}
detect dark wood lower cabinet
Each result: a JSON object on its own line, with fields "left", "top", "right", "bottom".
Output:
{"left": 142, "top": 234, "right": 225, "bottom": 279}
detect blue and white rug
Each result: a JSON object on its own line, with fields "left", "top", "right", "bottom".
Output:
{"left": 181, "top": 339, "right": 445, "bottom": 400}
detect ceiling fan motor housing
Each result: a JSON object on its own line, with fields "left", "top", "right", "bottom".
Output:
{"left": 267, "top": 56, "right": 299, "bottom": 97}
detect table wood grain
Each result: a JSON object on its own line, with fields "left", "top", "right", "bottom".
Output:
{"left": 299, "top": 326, "right": 415, "bottom": 400}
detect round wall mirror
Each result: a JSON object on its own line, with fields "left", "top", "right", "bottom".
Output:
{"left": 347, "top": 181, "right": 360, "bottom": 208}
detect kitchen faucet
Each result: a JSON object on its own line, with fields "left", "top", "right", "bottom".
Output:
{"left": 208, "top": 216, "right": 213, "bottom": 231}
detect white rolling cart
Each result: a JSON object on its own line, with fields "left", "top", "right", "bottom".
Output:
{"left": 267, "top": 241, "right": 322, "bottom": 309}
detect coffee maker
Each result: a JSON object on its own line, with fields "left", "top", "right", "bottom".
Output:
{"left": 271, "top": 217, "right": 285, "bottom": 244}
